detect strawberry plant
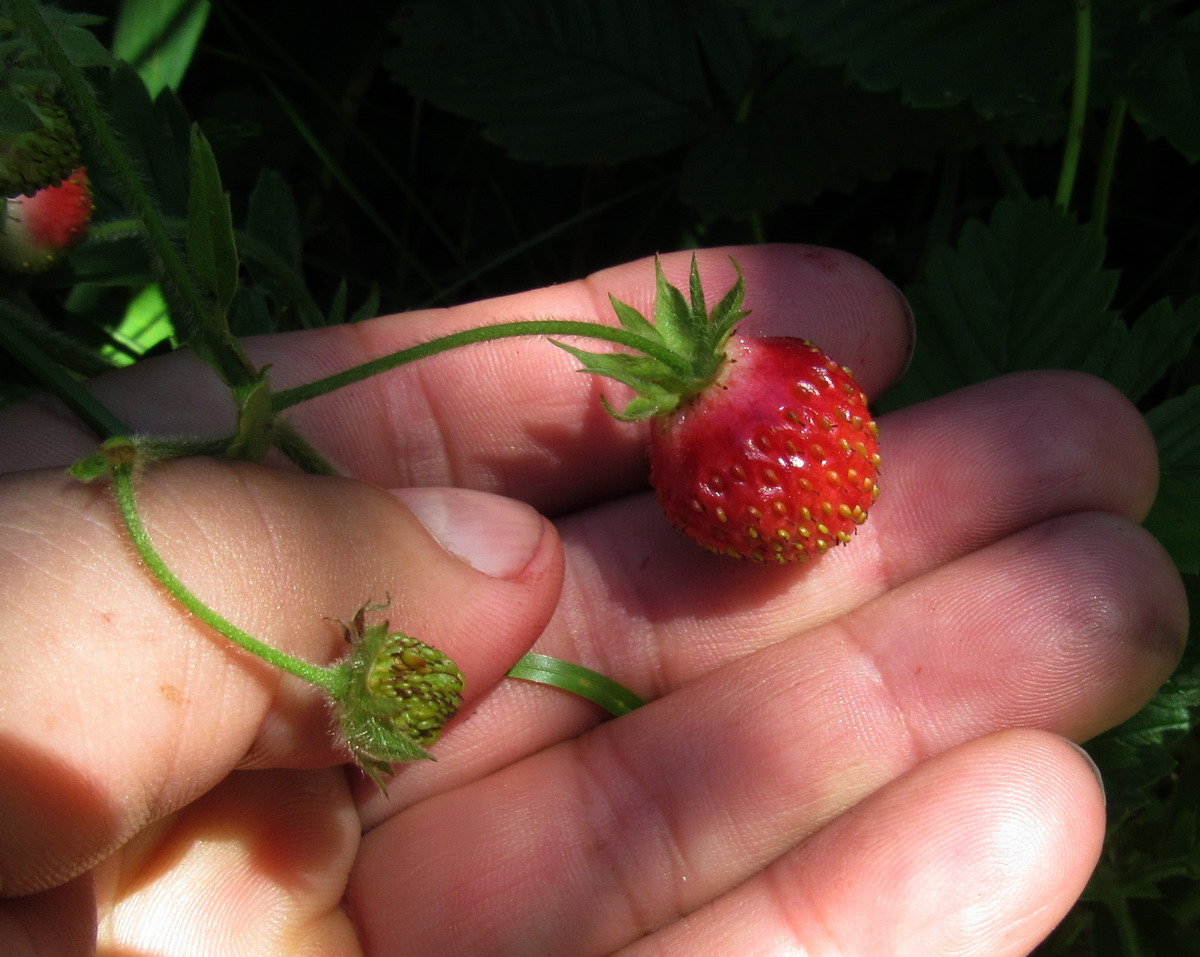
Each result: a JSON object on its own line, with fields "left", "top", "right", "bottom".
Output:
{"left": 1, "top": 1, "right": 1198, "bottom": 953}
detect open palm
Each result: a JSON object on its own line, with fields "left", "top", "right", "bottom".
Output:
{"left": 0, "top": 246, "right": 1185, "bottom": 956}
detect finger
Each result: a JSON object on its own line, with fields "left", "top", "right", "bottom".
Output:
{"left": 92, "top": 768, "right": 362, "bottom": 957}
{"left": 619, "top": 730, "right": 1106, "bottom": 957}
{"left": 347, "top": 514, "right": 1179, "bottom": 955}
{"left": 1, "top": 246, "right": 913, "bottom": 514}
{"left": 362, "top": 370, "right": 1175, "bottom": 807}
{"left": 0, "top": 460, "right": 562, "bottom": 897}
{"left": 545, "top": 370, "right": 1162, "bottom": 680}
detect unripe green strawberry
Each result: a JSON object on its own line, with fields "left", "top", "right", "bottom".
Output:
{"left": 334, "top": 603, "right": 465, "bottom": 790}
{"left": 557, "top": 256, "right": 881, "bottom": 563}
{"left": 0, "top": 100, "right": 84, "bottom": 198}
{"left": 0, "top": 165, "right": 93, "bottom": 273}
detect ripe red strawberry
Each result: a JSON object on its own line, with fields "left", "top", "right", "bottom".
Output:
{"left": 0, "top": 166, "right": 94, "bottom": 274}
{"left": 558, "top": 256, "right": 880, "bottom": 563}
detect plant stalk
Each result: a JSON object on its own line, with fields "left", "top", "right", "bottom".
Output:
{"left": 271, "top": 319, "right": 695, "bottom": 411}
{"left": 111, "top": 463, "right": 344, "bottom": 692}
{"left": 1056, "top": 0, "right": 1093, "bottom": 212}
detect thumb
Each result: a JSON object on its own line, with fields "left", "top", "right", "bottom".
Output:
{"left": 0, "top": 458, "right": 563, "bottom": 897}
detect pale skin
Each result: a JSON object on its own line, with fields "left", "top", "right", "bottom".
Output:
{"left": 0, "top": 246, "right": 1187, "bottom": 956}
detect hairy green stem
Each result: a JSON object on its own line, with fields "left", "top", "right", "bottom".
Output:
{"left": 271, "top": 319, "right": 694, "bottom": 412}
{"left": 0, "top": 301, "right": 129, "bottom": 437}
{"left": 1091, "top": 97, "right": 1127, "bottom": 237}
{"left": 10, "top": 0, "right": 256, "bottom": 389}
{"left": 111, "top": 463, "right": 344, "bottom": 692}
{"left": 1056, "top": 0, "right": 1092, "bottom": 211}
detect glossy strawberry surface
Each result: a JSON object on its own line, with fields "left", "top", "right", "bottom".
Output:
{"left": 649, "top": 334, "right": 880, "bottom": 562}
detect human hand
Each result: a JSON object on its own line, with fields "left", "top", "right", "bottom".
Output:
{"left": 0, "top": 247, "right": 1186, "bottom": 956}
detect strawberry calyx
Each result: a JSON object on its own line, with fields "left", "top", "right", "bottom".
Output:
{"left": 553, "top": 256, "right": 748, "bottom": 422}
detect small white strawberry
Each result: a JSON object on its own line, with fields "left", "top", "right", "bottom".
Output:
{"left": 0, "top": 166, "right": 93, "bottom": 274}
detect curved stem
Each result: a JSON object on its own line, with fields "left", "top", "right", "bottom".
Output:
{"left": 111, "top": 463, "right": 344, "bottom": 693}
{"left": 271, "top": 319, "right": 691, "bottom": 411}
{"left": 1056, "top": 0, "right": 1092, "bottom": 212}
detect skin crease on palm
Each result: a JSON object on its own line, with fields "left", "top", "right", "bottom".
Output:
{"left": 0, "top": 246, "right": 1187, "bottom": 957}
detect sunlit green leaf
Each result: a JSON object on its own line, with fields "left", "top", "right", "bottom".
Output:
{"left": 113, "top": 0, "right": 210, "bottom": 97}
{"left": 886, "top": 197, "right": 1120, "bottom": 408}
{"left": 508, "top": 653, "right": 645, "bottom": 717}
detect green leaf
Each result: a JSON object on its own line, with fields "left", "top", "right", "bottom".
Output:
{"left": 680, "top": 56, "right": 967, "bottom": 218}
{"left": 36, "top": 7, "right": 113, "bottom": 70}
{"left": 386, "top": 0, "right": 744, "bottom": 165}
{"left": 723, "top": 0, "right": 1074, "bottom": 115}
{"left": 0, "top": 90, "right": 41, "bottom": 133}
{"left": 245, "top": 169, "right": 301, "bottom": 279}
{"left": 885, "top": 197, "right": 1120, "bottom": 408}
{"left": 186, "top": 123, "right": 239, "bottom": 313}
{"left": 1122, "top": 9, "right": 1200, "bottom": 162}
{"left": 1082, "top": 295, "right": 1200, "bottom": 403}
{"left": 507, "top": 653, "right": 645, "bottom": 717}
{"left": 1144, "top": 386, "right": 1200, "bottom": 573}
{"left": 113, "top": 0, "right": 210, "bottom": 97}
{"left": 103, "top": 63, "right": 191, "bottom": 218}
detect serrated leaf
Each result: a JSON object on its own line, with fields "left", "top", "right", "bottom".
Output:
{"left": 387, "top": 0, "right": 746, "bottom": 165}
{"left": 721, "top": 0, "right": 1073, "bottom": 115}
{"left": 1144, "top": 386, "right": 1200, "bottom": 573}
{"left": 1082, "top": 296, "right": 1200, "bottom": 402}
{"left": 679, "top": 57, "right": 968, "bottom": 217}
{"left": 186, "top": 123, "right": 238, "bottom": 313}
{"left": 1122, "top": 9, "right": 1200, "bottom": 162}
{"left": 103, "top": 63, "right": 191, "bottom": 217}
{"left": 885, "top": 197, "right": 1121, "bottom": 408}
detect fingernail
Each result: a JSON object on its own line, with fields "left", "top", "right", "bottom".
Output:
{"left": 1067, "top": 740, "right": 1107, "bottom": 808}
{"left": 887, "top": 278, "right": 917, "bottom": 377}
{"left": 395, "top": 487, "right": 546, "bottom": 580}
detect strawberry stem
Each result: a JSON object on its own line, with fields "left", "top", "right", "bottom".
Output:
{"left": 1055, "top": 0, "right": 1092, "bottom": 212}
{"left": 0, "top": 300, "right": 130, "bottom": 437}
{"left": 270, "top": 319, "right": 693, "bottom": 412}
{"left": 110, "top": 457, "right": 345, "bottom": 694}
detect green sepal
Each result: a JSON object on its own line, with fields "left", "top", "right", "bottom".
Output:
{"left": 67, "top": 435, "right": 138, "bottom": 481}
{"left": 224, "top": 368, "right": 274, "bottom": 462}
{"left": 552, "top": 339, "right": 686, "bottom": 421}
{"left": 554, "top": 255, "right": 749, "bottom": 422}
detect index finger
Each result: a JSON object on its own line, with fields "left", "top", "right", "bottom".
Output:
{"left": 2, "top": 246, "right": 912, "bottom": 513}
